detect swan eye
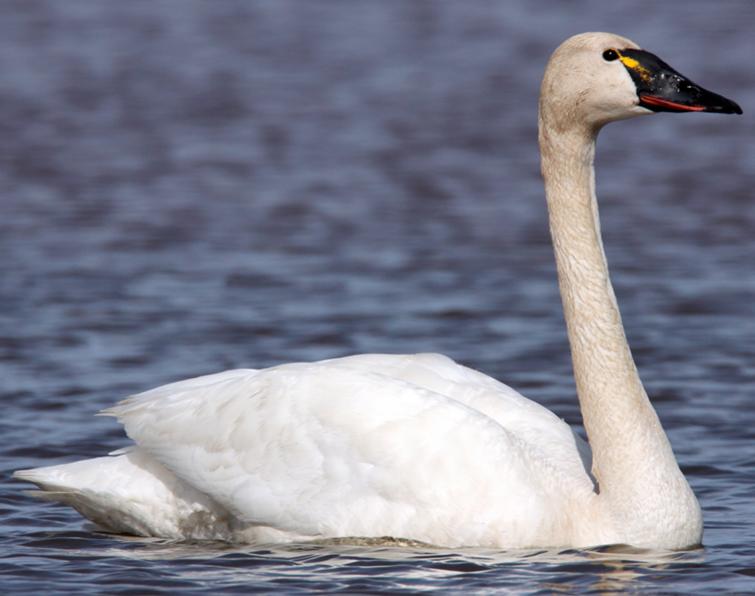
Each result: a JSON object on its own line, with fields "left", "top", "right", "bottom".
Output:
{"left": 602, "top": 49, "right": 619, "bottom": 62}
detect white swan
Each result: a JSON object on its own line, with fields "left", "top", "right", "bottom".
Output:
{"left": 15, "top": 32, "right": 741, "bottom": 550}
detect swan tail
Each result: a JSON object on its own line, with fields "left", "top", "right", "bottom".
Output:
{"left": 13, "top": 449, "right": 233, "bottom": 540}
{"left": 13, "top": 468, "right": 83, "bottom": 501}
{"left": 14, "top": 462, "right": 150, "bottom": 536}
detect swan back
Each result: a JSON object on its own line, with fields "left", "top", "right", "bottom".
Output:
{"left": 102, "top": 354, "right": 600, "bottom": 546}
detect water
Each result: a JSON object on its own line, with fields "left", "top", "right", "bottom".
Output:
{"left": 2, "top": 1, "right": 754, "bottom": 592}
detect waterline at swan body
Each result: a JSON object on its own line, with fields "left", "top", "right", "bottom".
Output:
{"left": 14, "top": 33, "right": 741, "bottom": 549}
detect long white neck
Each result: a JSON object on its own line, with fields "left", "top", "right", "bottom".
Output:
{"left": 538, "top": 120, "right": 702, "bottom": 548}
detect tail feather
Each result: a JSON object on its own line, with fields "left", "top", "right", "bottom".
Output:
{"left": 13, "top": 449, "right": 233, "bottom": 540}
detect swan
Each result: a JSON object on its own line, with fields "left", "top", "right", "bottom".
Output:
{"left": 14, "top": 32, "right": 741, "bottom": 550}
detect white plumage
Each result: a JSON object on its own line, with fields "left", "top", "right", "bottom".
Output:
{"left": 16, "top": 31, "right": 740, "bottom": 548}
{"left": 17, "top": 354, "right": 597, "bottom": 547}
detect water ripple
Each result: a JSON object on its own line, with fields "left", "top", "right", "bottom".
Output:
{"left": 2, "top": 0, "right": 754, "bottom": 593}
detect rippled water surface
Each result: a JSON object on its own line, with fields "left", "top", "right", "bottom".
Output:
{"left": 2, "top": 1, "right": 755, "bottom": 593}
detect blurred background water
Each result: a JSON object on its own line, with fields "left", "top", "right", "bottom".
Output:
{"left": 1, "top": 0, "right": 754, "bottom": 593}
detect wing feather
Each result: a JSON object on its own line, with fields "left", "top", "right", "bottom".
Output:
{"left": 104, "top": 355, "right": 594, "bottom": 544}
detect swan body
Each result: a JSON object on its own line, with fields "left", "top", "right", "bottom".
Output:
{"left": 19, "top": 354, "right": 603, "bottom": 547}
{"left": 15, "top": 32, "right": 741, "bottom": 549}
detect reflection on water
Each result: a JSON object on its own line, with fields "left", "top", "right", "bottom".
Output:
{"left": 12, "top": 530, "right": 710, "bottom": 593}
{"left": 2, "top": 0, "right": 754, "bottom": 593}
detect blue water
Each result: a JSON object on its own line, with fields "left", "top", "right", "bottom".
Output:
{"left": 2, "top": 1, "right": 755, "bottom": 592}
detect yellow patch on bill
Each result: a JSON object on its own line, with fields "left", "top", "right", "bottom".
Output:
{"left": 617, "top": 52, "right": 652, "bottom": 83}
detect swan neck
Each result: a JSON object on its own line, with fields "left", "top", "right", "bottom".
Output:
{"left": 538, "top": 121, "right": 701, "bottom": 547}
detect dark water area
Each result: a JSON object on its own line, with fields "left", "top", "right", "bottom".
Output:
{"left": 1, "top": 1, "right": 754, "bottom": 592}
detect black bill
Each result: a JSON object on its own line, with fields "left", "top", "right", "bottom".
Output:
{"left": 617, "top": 48, "right": 742, "bottom": 114}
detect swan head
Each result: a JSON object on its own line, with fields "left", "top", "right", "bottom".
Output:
{"left": 540, "top": 32, "right": 742, "bottom": 134}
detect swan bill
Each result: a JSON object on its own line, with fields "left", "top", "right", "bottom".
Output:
{"left": 617, "top": 48, "right": 743, "bottom": 114}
